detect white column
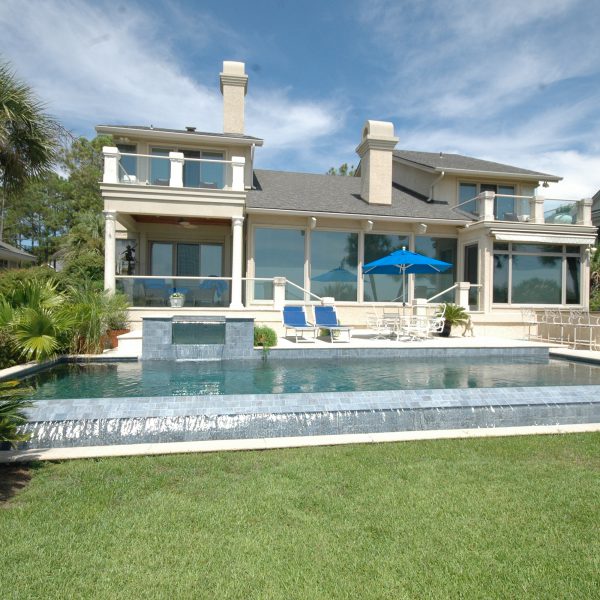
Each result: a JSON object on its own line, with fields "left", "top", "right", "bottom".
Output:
{"left": 103, "top": 147, "right": 120, "bottom": 183}
{"left": 533, "top": 196, "right": 545, "bottom": 224}
{"left": 577, "top": 198, "right": 593, "bottom": 226}
{"left": 481, "top": 191, "right": 495, "bottom": 221}
{"left": 104, "top": 210, "right": 117, "bottom": 293}
{"left": 231, "top": 156, "right": 246, "bottom": 191}
{"left": 272, "top": 277, "right": 286, "bottom": 310}
{"left": 455, "top": 282, "right": 471, "bottom": 310}
{"left": 169, "top": 152, "right": 184, "bottom": 188}
{"left": 230, "top": 216, "right": 244, "bottom": 309}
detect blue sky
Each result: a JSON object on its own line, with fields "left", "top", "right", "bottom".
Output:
{"left": 1, "top": 0, "right": 600, "bottom": 197}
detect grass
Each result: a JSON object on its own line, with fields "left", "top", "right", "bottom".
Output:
{"left": 1, "top": 434, "right": 599, "bottom": 599}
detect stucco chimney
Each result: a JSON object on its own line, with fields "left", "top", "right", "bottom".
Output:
{"left": 355, "top": 120, "right": 399, "bottom": 205}
{"left": 220, "top": 61, "right": 248, "bottom": 135}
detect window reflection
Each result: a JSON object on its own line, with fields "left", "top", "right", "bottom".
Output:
{"left": 363, "top": 234, "right": 409, "bottom": 301}
{"left": 414, "top": 236, "right": 457, "bottom": 302}
{"left": 311, "top": 231, "right": 358, "bottom": 301}
{"left": 254, "top": 228, "right": 305, "bottom": 300}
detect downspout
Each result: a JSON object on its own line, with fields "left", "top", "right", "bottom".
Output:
{"left": 427, "top": 170, "right": 445, "bottom": 203}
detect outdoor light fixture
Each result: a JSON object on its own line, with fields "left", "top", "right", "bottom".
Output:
{"left": 309, "top": 217, "right": 317, "bottom": 229}
{"left": 364, "top": 220, "right": 374, "bottom": 231}
{"left": 415, "top": 223, "right": 428, "bottom": 234}
{"left": 542, "top": 181, "right": 550, "bottom": 188}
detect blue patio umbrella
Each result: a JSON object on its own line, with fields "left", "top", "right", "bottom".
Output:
{"left": 362, "top": 247, "right": 452, "bottom": 305}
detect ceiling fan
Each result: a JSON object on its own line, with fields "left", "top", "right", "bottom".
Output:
{"left": 178, "top": 219, "right": 198, "bottom": 229}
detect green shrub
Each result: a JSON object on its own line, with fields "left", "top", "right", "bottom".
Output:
{"left": 0, "top": 381, "right": 33, "bottom": 448}
{"left": 254, "top": 325, "right": 277, "bottom": 348}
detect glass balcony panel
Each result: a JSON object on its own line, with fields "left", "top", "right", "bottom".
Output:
{"left": 544, "top": 199, "right": 578, "bottom": 224}
{"left": 182, "top": 157, "right": 229, "bottom": 190}
{"left": 115, "top": 277, "right": 231, "bottom": 307}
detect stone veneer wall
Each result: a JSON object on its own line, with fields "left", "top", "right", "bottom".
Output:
{"left": 142, "top": 316, "right": 256, "bottom": 360}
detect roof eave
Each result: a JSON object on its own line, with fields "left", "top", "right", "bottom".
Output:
{"left": 245, "top": 206, "right": 470, "bottom": 225}
{"left": 95, "top": 125, "right": 264, "bottom": 147}
{"left": 433, "top": 167, "right": 562, "bottom": 182}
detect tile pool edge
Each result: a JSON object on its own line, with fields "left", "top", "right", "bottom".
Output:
{"left": 17, "top": 385, "right": 600, "bottom": 450}
{"left": 2, "top": 423, "right": 599, "bottom": 462}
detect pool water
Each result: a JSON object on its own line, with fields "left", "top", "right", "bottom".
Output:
{"left": 24, "top": 356, "right": 600, "bottom": 400}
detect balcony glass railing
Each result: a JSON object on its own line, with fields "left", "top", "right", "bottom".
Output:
{"left": 116, "top": 153, "right": 233, "bottom": 190}
{"left": 493, "top": 195, "right": 533, "bottom": 222}
{"left": 116, "top": 276, "right": 231, "bottom": 308}
{"left": 544, "top": 199, "right": 578, "bottom": 224}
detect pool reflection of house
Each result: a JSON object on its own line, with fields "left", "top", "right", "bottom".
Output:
{"left": 99, "top": 61, "right": 597, "bottom": 335}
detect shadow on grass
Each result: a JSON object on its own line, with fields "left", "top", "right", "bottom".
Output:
{"left": 0, "top": 460, "right": 44, "bottom": 504}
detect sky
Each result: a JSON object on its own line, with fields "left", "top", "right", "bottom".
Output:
{"left": 1, "top": 0, "right": 600, "bottom": 198}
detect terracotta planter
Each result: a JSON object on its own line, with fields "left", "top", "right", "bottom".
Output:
{"left": 108, "top": 329, "right": 130, "bottom": 349}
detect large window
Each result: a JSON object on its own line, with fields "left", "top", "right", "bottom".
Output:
{"left": 311, "top": 231, "right": 358, "bottom": 301}
{"left": 254, "top": 228, "right": 305, "bottom": 300}
{"left": 414, "top": 236, "right": 457, "bottom": 302}
{"left": 363, "top": 234, "right": 410, "bottom": 302}
{"left": 493, "top": 243, "right": 581, "bottom": 304}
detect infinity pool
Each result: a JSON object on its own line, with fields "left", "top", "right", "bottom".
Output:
{"left": 24, "top": 356, "right": 600, "bottom": 400}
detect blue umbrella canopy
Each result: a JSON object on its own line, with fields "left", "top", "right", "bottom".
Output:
{"left": 362, "top": 247, "right": 452, "bottom": 305}
{"left": 363, "top": 248, "right": 452, "bottom": 275}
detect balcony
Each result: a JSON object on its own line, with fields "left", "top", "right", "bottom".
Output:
{"left": 457, "top": 192, "right": 592, "bottom": 226}
{"left": 102, "top": 147, "right": 246, "bottom": 192}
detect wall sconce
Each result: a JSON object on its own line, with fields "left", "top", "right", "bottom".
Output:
{"left": 309, "top": 217, "right": 317, "bottom": 229}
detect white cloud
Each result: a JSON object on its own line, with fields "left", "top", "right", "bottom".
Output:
{"left": 358, "top": 0, "right": 600, "bottom": 198}
{"left": 0, "top": 0, "right": 343, "bottom": 161}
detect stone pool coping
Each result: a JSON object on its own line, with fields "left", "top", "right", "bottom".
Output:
{"left": 2, "top": 423, "right": 599, "bottom": 462}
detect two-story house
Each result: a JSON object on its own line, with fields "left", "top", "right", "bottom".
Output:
{"left": 99, "top": 61, "right": 597, "bottom": 335}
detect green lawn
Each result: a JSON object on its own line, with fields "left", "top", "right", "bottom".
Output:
{"left": 1, "top": 434, "right": 599, "bottom": 599}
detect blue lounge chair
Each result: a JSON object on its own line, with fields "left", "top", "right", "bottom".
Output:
{"left": 314, "top": 305, "right": 352, "bottom": 343}
{"left": 282, "top": 306, "right": 318, "bottom": 343}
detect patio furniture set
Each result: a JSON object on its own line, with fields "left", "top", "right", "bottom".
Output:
{"left": 522, "top": 308, "right": 600, "bottom": 350}
{"left": 282, "top": 304, "right": 446, "bottom": 343}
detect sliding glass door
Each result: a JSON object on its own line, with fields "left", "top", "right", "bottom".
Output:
{"left": 150, "top": 242, "right": 223, "bottom": 276}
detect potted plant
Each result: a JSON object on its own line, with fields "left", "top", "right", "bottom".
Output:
{"left": 438, "top": 303, "right": 468, "bottom": 337}
{"left": 169, "top": 291, "right": 185, "bottom": 308}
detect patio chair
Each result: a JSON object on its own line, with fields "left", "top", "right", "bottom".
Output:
{"left": 399, "top": 315, "right": 429, "bottom": 341}
{"left": 282, "top": 305, "right": 318, "bottom": 343}
{"left": 366, "top": 307, "right": 393, "bottom": 339}
{"left": 314, "top": 305, "right": 352, "bottom": 343}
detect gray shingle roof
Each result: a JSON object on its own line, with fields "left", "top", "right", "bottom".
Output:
{"left": 96, "top": 124, "right": 263, "bottom": 142}
{"left": 246, "top": 170, "right": 470, "bottom": 221}
{"left": 0, "top": 240, "right": 35, "bottom": 261}
{"left": 394, "top": 150, "right": 561, "bottom": 180}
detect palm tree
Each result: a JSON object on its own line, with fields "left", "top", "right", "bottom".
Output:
{"left": 0, "top": 61, "right": 63, "bottom": 240}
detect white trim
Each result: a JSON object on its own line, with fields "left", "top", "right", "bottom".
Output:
{"left": 492, "top": 232, "right": 597, "bottom": 245}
